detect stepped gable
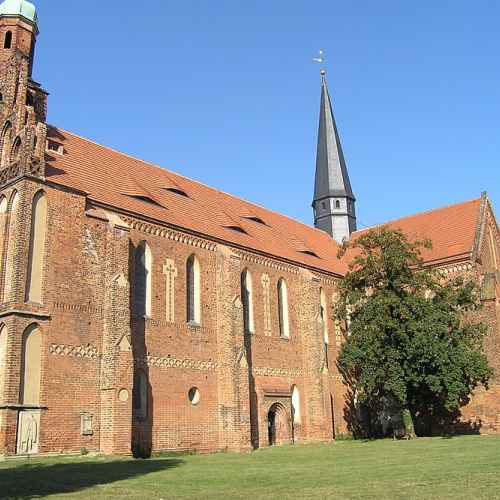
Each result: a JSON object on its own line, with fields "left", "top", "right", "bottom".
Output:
{"left": 44, "top": 126, "right": 347, "bottom": 276}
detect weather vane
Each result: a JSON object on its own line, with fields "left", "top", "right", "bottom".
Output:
{"left": 313, "top": 49, "right": 327, "bottom": 76}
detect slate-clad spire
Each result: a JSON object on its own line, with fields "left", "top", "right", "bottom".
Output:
{"left": 312, "top": 70, "right": 356, "bottom": 243}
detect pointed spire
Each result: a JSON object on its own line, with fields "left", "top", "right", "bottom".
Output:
{"left": 312, "top": 71, "right": 356, "bottom": 242}
{"left": 314, "top": 71, "right": 354, "bottom": 202}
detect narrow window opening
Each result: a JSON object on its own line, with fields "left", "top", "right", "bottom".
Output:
{"left": 241, "top": 269, "right": 254, "bottom": 334}
{"left": 335, "top": 200, "right": 341, "bottom": 209}
{"left": 224, "top": 225, "right": 248, "bottom": 235}
{"left": 46, "top": 140, "right": 64, "bottom": 155}
{"left": 4, "top": 32, "right": 12, "bottom": 50}
{"left": 134, "top": 242, "right": 152, "bottom": 317}
{"left": 125, "top": 194, "right": 163, "bottom": 208}
{"left": 291, "top": 385, "right": 301, "bottom": 424}
{"left": 186, "top": 255, "right": 201, "bottom": 325}
{"left": 11, "top": 137, "right": 21, "bottom": 163}
{"left": 163, "top": 187, "right": 189, "bottom": 198}
{"left": 299, "top": 249, "right": 320, "bottom": 258}
{"left": 242, "top": 216, "right": 267, "bottom": 226}
{"left": 278, "top": 278, "right": 290, "bottom": 339}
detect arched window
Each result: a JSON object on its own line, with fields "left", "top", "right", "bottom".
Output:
{"left": 10, "top": 137, "right": 21, "bottom": 163}
{"left": 20, "top": 324, "right": 41, "bottom": 405}
{"left": 133, "top": 370, "right": 148, "bottom": 420}
{"left": 4, "top": 191, "right": 18, "bottom": 301}
{"left": 26, "top": 191, "right": 47, "bottom": 304}
{"left": 291, "top": 385, "right": 301, "bottom": 424}
{"left": 320, "top": 288, "right": 329, "bottom": 344}
{"left": 186, "top": 254, "right": 201, "bottom": 324}
{"left": 4, "top": 31, "right": 12, "bottom": 49}
{"left": 0, "top": 122, "right": 12, "bottom": 168}
{"left": 241, "top": 269, "right": 254, "bottom": 333}
{"left": 134, "top": 241, "right": 152, "bottom": 317}
{"left": 278, "top": 278, "right": 290, "bottom": 338}
{"left": 335, "top": 200, "right": 340, "bottom": 209}
{"left": 0, "top": 324, "right": 6, "bottom": 402}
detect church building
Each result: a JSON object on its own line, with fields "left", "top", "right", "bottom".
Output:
{"left": 0, "top": 1, "right": 498, "bottom": 456}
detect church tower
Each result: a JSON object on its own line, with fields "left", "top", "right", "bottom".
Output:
{"left": 0, "top": 0, "right": 47, "bottom": 183}
{"left": 312, "top": 70, "right": 356, "bottom": 243}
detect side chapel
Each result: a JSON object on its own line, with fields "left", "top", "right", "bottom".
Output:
{"left": 0, "top": 1, "right": 498, "bottom": 456}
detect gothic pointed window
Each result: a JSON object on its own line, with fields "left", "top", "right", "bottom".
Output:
{"left": 0, "top": 122, "right": 12, "bottom": 168}
{"left": 278, "top": 278, "right": 290, "bottom": 339}
{"left": 20, "top": 324, "right": 41, "bottom": 405}
{"left": 186, "top": 254, "right": 201, "bottom": 325}
{"left": 241, "top": 269, "right": 254, "bottom": 334}
{"left": 134, "top": 241, "right": 152, "bottom": 317}
{"left": 11, "top": 137, "right": 21, "bottom": 163}
{"left": 4, "top": 31, "right": 12, "bottom": 49}
{"left": 320, "top": 288, "right": 329, "bottom": 344}
{"left": 26, "top": 191, "right": 47, "bottom": 304}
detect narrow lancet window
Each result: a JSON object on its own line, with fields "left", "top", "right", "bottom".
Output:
{"left": 11, "top": 137, "right": 21, "bottom": 163}
{"left": 278, "top": 278, "right": 290, "bottom": 338}
{"left": 134, "top": 241, "right": 152, "bottom": 317}
{"left": 1, "top": 123, "right": 12, "bottom": 168}
{"left": 291, "top": 385, "right": 301, "bottom": 424}
{"left": 186, "top": 254, "right": 201, "bottom": 324}
{"left": 320, "top": 288, "right": 329, "bottom": 344}
{"left": 4, "top": 31, "right": 12, "bottom": 49}
{"left": 241, "top": 269, "right": 254, "bottom": 334}
{"left": 26, "top": 191, "right": 47, "bottom": 304}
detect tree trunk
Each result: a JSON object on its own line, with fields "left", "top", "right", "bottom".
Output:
{"left": 402, "top": 408, "right": 416, "bottom": 439}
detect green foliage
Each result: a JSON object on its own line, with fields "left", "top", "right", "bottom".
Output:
{"left": 335, "top": 227, "right": 493, "bottom": 436}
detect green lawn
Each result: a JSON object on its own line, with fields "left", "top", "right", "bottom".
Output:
{"left": 1, "top": 436, "right": 500, "bottom": 499}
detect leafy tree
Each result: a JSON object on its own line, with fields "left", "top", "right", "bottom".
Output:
{"left": 335, "top": 227, "right": 493, "bottom": 438}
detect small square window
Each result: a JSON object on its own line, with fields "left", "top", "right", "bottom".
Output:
{"left": 46, "top": 140, "right": 64, "bottom": 155}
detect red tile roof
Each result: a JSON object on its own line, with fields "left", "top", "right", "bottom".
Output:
{"left": 351, "top": 198, "right": 481, "bottom": 265}
{"left": 45, "top": 127, "right": 482, "bottom": 275}
{"left": 46, "top": 127, "right": 347, "bottom": 275}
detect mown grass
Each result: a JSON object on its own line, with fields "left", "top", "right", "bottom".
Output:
{"left": 1, "top": 435, "right": 500, "bottom": 499}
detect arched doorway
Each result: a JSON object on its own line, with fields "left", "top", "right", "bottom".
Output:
{"left": 267, "top": 402, "right": 291, "bottom": 446}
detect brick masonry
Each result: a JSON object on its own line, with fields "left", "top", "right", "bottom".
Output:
{"left": 0, "top": 9, "right": 498, "bottom": 457}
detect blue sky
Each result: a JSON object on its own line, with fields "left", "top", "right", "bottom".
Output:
{"left": 34, "top": 1, "right": 499, "bottom": 229}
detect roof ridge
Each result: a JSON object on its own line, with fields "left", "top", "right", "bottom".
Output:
{"left": 353, "top": 196, "right": 481, "bottom": 235}
{"left": 51, "top": 125, "right": 337, "bottom": 242}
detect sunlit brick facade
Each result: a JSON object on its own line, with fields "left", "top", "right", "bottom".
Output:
{"left": 0, "top": 2, "right": 498, "bottom": 457}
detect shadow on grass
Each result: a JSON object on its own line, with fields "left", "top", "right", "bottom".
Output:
{"left": 0, "top": 458, "right": 183, "bottom": 499}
